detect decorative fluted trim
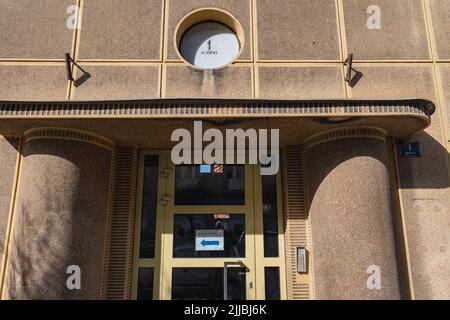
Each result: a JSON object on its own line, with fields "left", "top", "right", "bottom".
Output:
{"left": 24, "top": 127, "right": 115, "bottom": 151}
{"left": 302, "top": 127, "right": 387, "bottom": 149}
{"left": 0, "top": 98, "right": 434, "bottom": 120}
{"left": 282, "top": 146, "right": 313, "bottom": 300}
{"left": 100, "top": 147, "right": 117, "bottom": 299}
{"left": 104, "top": 147, "right": 138, "bottom": 300}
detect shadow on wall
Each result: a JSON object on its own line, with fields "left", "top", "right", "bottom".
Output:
{"left": 4, "top": 128, "right": 449, "bottom": 189}
{"left": 3, "top": 140, "right": 109, "bottom": 299}
{"left": 4, "top": 169, "right": 72, "bottom": 299}
{"left": 307, "top": 130, "right": 449, "bottom": 200}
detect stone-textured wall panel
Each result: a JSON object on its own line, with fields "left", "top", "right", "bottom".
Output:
{"left": 258, "top": 66, "right": 345, "bottom": 99}
{"left": 78, "top": 0, "right": 163, "bottom": 59}
{"left": 350, "top": 65, "right": 437, "bottom": 101}
{"left": 0, "top": 0, "right": 75, "bottom": 59}
{"left": 3, "top": 138, "right": 113, "bottom": 299}
{"left": 439, "top": 65, "right": 450, "bottom": 137}
{"left": 306, "top": 136, "right": 401, "bottom": 299}
{"left": 72, "top": 65, "right": 160, "bottom": 100}
{"left": 351, "top": 64, "right": 449, "bottom": 299}
{"left": 257, "top": 0, "right": 340, "bottom": 60}
{"left": 0, "top": 65, "right": 68, "bottom": 101}
{"left": 429, "top": 0, "right": 450, "bottom": 60}
{"left": 343, "top": 0, "right": 430, "bottom": 60}
{"left": 164, "top": 65, "right": 252, "bottom": 98}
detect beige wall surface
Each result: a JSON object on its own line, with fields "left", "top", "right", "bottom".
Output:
{"left": 306, "top": 136, "right": 402, "bottom": 300}
{"left": 2, "top": 138, "right": 113, "bottom": 299}
{"left": 0, "top": 0, "right": 449, "bottom": 299}
{"left": 0, "top": 137, "right": 19, "bottom": 277}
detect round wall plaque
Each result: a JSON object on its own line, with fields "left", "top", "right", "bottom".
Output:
{"left": 180, "top": 21, "right": 240, "bottom": 69}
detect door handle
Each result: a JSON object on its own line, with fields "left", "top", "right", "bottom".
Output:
{"left": 223, "top": 260, "right": 246, "bottom": 300}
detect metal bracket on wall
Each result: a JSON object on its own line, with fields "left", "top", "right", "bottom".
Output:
{"left": 65, "top": 53, "right": 91, "bottom": 87}
{"left": 344, "top": 53, "right": 363, "bottom": 88}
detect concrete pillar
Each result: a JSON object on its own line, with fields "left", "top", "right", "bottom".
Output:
{"left": 304, "top": 128, "right": 402, "bottom": 299}
{"left": 2, "top": 128, "right": 114, "bottom": 299}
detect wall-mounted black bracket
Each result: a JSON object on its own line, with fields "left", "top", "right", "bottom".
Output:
{"left": 344, "top": 53, "right": 354, "bottom": 82}
{"left": 344, "top": 53, "right": 363, "bottom": 88}
{"left": 65, "top": 53, "right": 75, "bottom": 81}
{"left": 65, "top": 53, "right": 91, "bottom": 87}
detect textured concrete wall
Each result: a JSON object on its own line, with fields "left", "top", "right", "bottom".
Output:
{"left": 3, "top": 137, "right": 113, "bottom": 299}
{"left": 306, "top": 135, "right": 401, "bottom": 300}
{"left": 0, "top": 0, "right": 449, "bottom": 300}
{"left": 0, "top": 137, "right": 19, "bottom": 274}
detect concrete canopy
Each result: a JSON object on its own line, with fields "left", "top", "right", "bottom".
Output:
{"left": 0, "top": 98, "right": 435, "bottom": 148}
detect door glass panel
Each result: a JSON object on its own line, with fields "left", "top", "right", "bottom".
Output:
{"left": 175, "top": 165, "right": 245, "bottom": 205}
{"left": 173, "top": 214, "right": 245, "bottom": 258}
{"left": 264, "top": 267, "right": 280, "bottom": 300}
{"left": 137, "top": 267, "right": 154, "bottom": 300}
{"left": 172, "top": 267, "right": 245, "bottom": 300}
{"left": 140, "top": 155, "right": 159, "bottom": 258}
{"left": 262, "top": 174, "right": 279, "bottom": 257}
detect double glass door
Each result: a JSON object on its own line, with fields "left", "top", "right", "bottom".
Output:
{"left": 132, "top": 151, "right": 286, "bottom": 300}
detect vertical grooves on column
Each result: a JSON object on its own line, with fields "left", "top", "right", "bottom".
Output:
{"left": 100, "top": 147, "right": 116, "bottom": 299}
{"left": 105, "top": 146, "right": 138, "bottom": 299}
{"left": 282, "top": 146, "right": 312, "bottom": 300}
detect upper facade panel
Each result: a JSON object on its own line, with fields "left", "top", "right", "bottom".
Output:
{"left": 0, "top": 0, "right": 76, "bottom": 59}
{"left": 343, "top": 0, "right": 430, "bottom": 60}
{"left": 256, "top": 0, "right": 341, "bottom": 61}
{"left": 77, "top": 0, "right": 163, "bottom": 60}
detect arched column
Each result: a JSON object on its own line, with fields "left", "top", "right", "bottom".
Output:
{"left": 304, "top": 128, "right": 402, "bottom": 299}
{"left": 2, "top": 128, "right": 115, "bottom": 299}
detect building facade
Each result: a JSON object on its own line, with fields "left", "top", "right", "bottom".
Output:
{"left": 0, "top": 0, "right": 449, "bottom": 300}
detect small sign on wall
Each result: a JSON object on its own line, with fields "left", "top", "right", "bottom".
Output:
{"left": 399, "top": 141, "right": 421, "bottom": 157}
{"left": 195, "top": 229, "right": 224, "bottom": 251}
{"left": 296, "top": 246, "right": 307, "bottom": 273}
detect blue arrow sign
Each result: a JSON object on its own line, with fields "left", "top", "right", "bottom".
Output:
{"left": 201, "top": 239, "right": 219, "bottom": 247}
{"left": 196, "top": 230, "right": 224, "bottom": 251}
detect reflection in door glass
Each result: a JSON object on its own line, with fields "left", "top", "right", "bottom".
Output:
{"left": 262, "top": 174, "right": 279, "bottom": 257}
{"left": 172, "top": 267, "right": 246, "bottom": 300}
{"left": 137, "top": 267, "right": 154, "bottom": 300}
{"left": 140, "top": 155, "right": 159, "bottom": 258}
{"left": 173, "top": 214, "right": 245, "bottom": 258}
{"left": 175, "top": 165, "right": 245, "bottom": 205}
{"left": 264, "top": 267, "right": 280, "bottom": 300}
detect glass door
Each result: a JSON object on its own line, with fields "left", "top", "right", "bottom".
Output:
{"left": 161, "top": 162, "right": 255, "bottom": 300}
{"left": 132, "top": 151, "right": 286, "bottom": 300}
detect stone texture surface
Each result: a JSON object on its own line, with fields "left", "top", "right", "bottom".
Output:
{"left": 439, "top": 65, "right": 450, "bottom": 136}
{"left": 350, "top": 65, "right": 436, "bottom": 101}
{"left": 72, "top": 65, "right": 160, "bottom": 100}
{"left": 166, "top": 0, "right": 252, "bottom": 60}
{"left": 396, "top": 124, "right": 450, "bottom": 299}
{"left": 258, "top": 66, "right": 345, "bottom": 99}
{"left": 0, "top": 65, "right": 68, "bottom": 101}
{"left": 257, "top": 0, "right": 340, "bottom": 60}
{"left": 343, "top": 0, "right": 430, "bottom": 60}
{"left": 164, "top": 65, "right": 252, "bottom": 98}
{"left": 306, "top": 136, "right": 402, "bottom": 299}
{"left": 78, "top": 0, "right": 163, "bottom": 59}
{"left": 3, "top": 137, "right": 113, "bottom": 299}
{"left": 0, "top": 137, "right": 19, "bottom": 275}
{"left": 351, "top": 65, "right": 449, "bottom": 299}
{"left": 0, "top": 0, "right": 75, "bottom": 59}
{"left": 429, "top": 0, "right": 450, "bottom": 59}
